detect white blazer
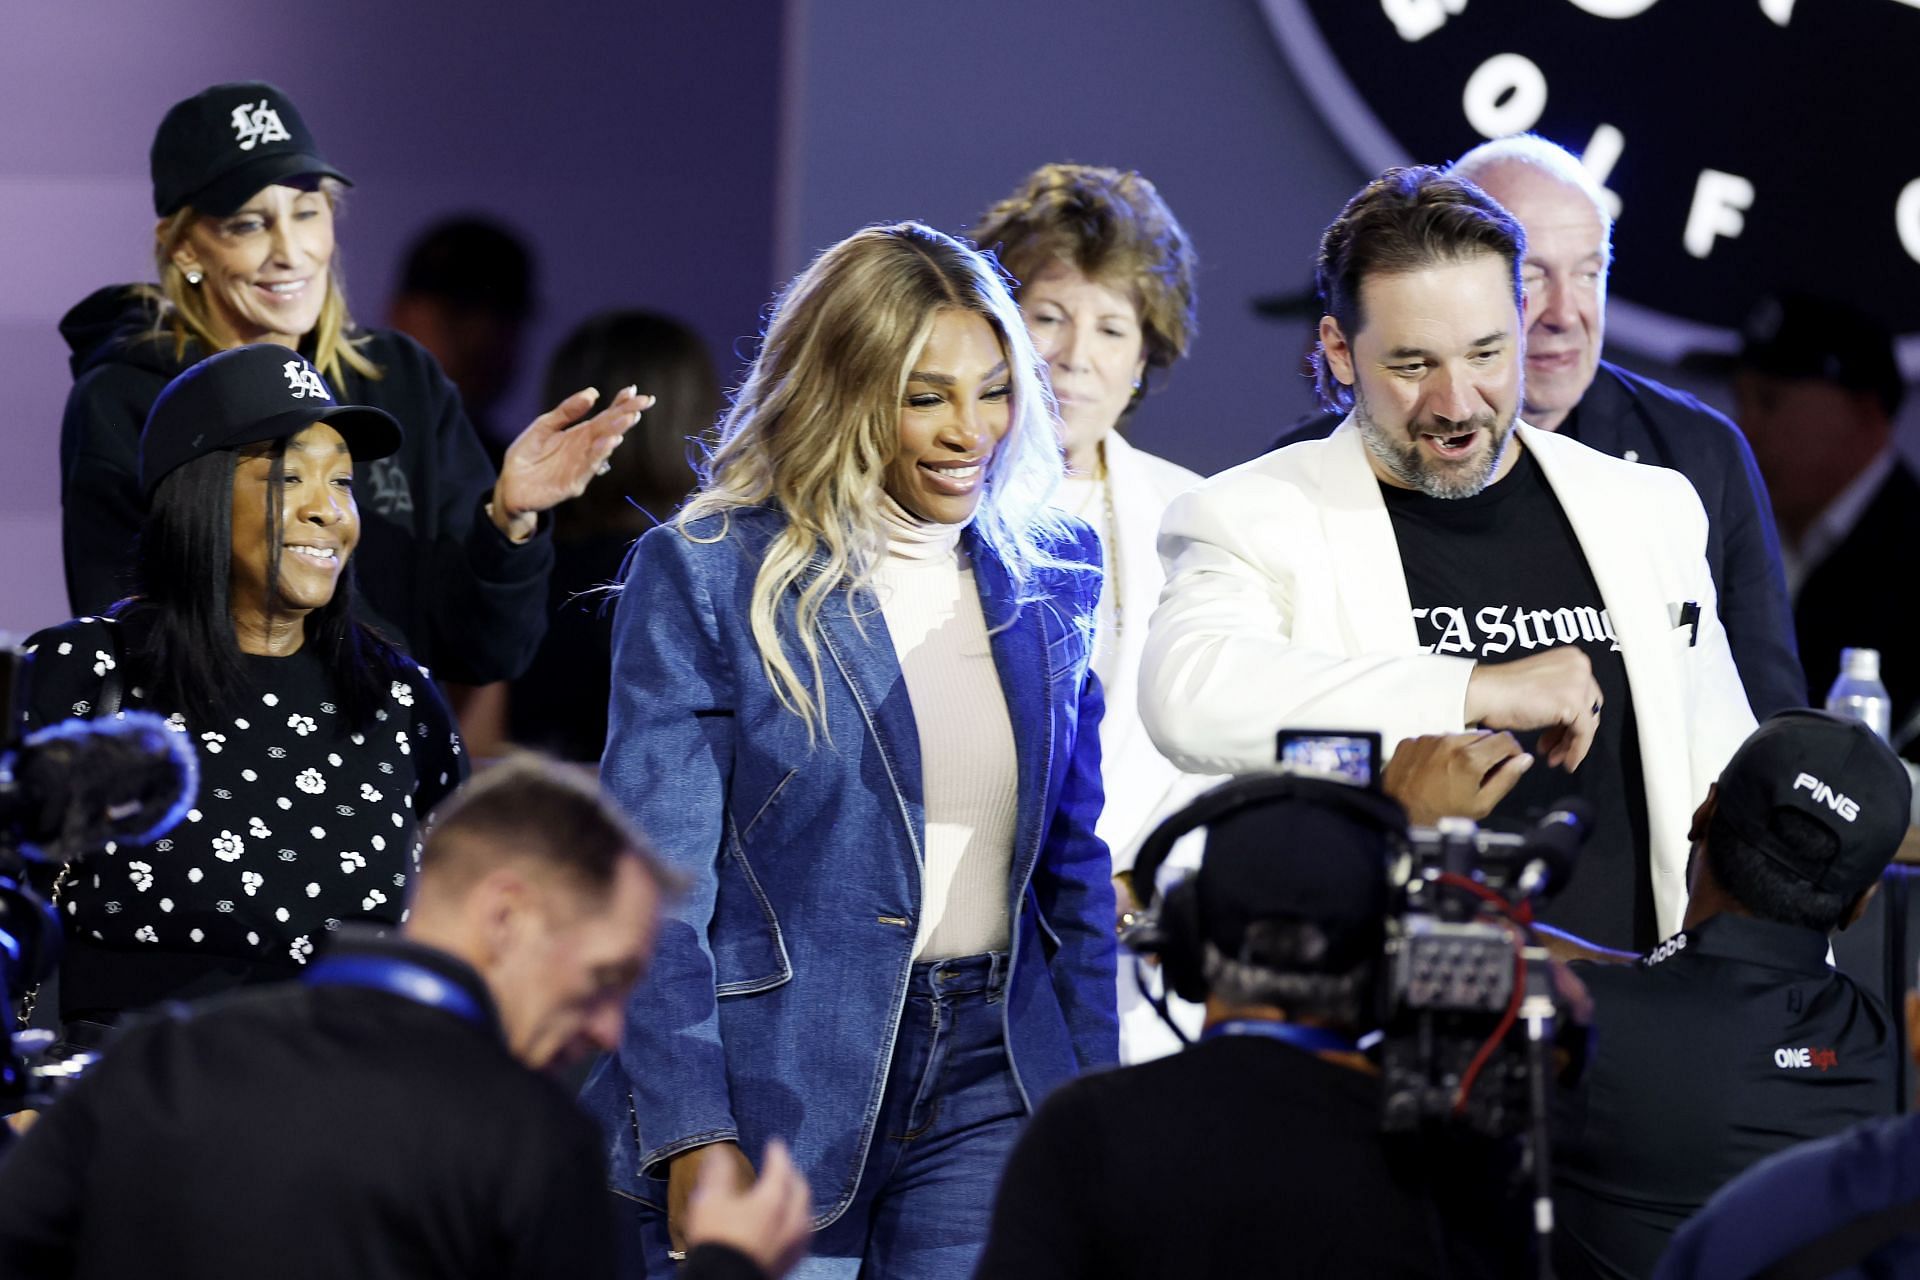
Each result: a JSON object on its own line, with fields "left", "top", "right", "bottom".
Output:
{"left": 1140, "top": 421, "right": 1757, "bottom": 937}
{"left": 1086, "top": 432, "right": 1214, "bottom": 870}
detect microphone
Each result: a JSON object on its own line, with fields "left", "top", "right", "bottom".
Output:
{"left": 1, "top": 711, "right": 200, "bottom": 863}
{"left": 1513, "top": 797, "right": 1593, "bottom": 903}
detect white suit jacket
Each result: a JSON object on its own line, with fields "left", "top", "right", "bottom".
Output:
{"left": 1140, "top": 420, "right": 1757, "bottom": 937}
{"left": 1092, "top": 432, "right": 1215, "bottom": 871}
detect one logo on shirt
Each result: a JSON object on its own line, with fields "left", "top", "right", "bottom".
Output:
{"left": 1792, "top": 773, "right": 1860, "bottom": 822}
{"left": 1410, "top": 603, "right": 1623, "bottom": 657}
{"left": 1774, "top": 1046, "right": 1839, "bottom": 1071}
{"left": 229, "top": 100, "right": 292, "bottom": 151}
{"left": 283, "top": 361, "right": 330, "bottom": 401}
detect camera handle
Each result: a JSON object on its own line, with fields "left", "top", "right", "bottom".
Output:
{"left": 1519, "top": 946, "right": 1559, "bottom": 1280}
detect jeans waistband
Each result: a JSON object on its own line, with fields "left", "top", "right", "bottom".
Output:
{"left": 908, "top": 951, "right": 1009, "bottom": 998}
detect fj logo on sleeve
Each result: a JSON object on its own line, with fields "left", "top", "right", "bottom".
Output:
{"left": 283, "top": 361, "right": 331, "bottom": 401}
{"left": 229, "top": 100, "right": 291, "bottom": 151}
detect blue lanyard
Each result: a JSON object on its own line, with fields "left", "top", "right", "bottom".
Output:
{"left": 304, "top": 953, "right": 489, "bottom": 1029}
{"left": 1202, "top": 1018, "right": 1359, "bottom": 1055}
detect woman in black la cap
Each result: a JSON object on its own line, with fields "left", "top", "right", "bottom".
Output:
{"left": 21, "top": 344, "right": 466, "bottom": 1038}
{"left": 57, "top": 80, "right": 649, "bottom": 687}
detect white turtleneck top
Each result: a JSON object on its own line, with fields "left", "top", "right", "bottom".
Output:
{"left": 872, "top": 497, "right": 1018, "bottom": 961}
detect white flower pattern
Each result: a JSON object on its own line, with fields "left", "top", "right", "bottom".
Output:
{"left": 36, "top": 620, "right": 456, "bottom": 958}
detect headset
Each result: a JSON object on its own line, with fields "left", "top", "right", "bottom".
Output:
{"left": 1126, "top": 773, "right": 1410, "bottom": 1012}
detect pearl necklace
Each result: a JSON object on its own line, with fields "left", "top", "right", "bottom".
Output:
{"left": 1064, "top": 441, "right": 1123, "bottom": 643}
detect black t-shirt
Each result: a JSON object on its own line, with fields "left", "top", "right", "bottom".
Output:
{"left": 1381, "top": 446, "right": 1653, "bottom": 950}
{"left": 1551, "top": 914, "right": 1897, "bottom": 1280}
{"left": 975, "top": 1035, "right": 1515, "bottom": 1279}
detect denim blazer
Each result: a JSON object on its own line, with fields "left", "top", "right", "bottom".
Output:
{"left": 582, "top": 506, "right": 1119, "bottom": 1226}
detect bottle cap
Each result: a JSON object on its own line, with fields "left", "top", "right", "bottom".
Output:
{"left": 1841, "top": 647, "right": 1882, "bottom": 681}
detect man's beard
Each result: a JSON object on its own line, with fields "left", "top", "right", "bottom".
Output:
{"left": 1353, "top": 385, "right": 1518, "bottom": 500}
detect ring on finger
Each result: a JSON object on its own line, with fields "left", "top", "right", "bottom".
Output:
{"left": 594, "top": 459, "right": 613, "bottom": 477}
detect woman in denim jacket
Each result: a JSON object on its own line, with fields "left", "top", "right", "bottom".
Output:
{"left": 583, "top": 222, "right": 1118, "bottom": 1278}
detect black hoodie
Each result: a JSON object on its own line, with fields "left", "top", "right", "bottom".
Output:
{"left": 57, "top": 285, "right": 552, "bottom": 685}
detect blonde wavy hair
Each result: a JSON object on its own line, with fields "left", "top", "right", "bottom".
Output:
{"left": 680, "top": 220, "right": 1077, "bottom": 737}
{"left": 140, "top": 178, "right": 380, "bottom": 387}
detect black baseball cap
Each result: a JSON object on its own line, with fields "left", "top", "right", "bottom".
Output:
{"left": 151, "top": 82, "right": 352, "bottom": 218}
{"left": 1197, "top": 792, "right": 1400, "bottom": 971}
{"left": 1734, "top": 294, "right": 1905, "bottom": 417}
{"left": 1713, "top": 710, "right": 1912, "bottom": 898}
{"left": 140, "top": 345, "right": 402, "bottom": 497}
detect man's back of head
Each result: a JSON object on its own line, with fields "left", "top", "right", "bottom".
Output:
{"left": 1180, "top": 779, "right": 1402, "bottom": 1031}
{"left": 407, "top": 755, "right": 672, "bottom": 1073}
{"left": 1694, "top": 709, "right": 1912, "bottom": 934}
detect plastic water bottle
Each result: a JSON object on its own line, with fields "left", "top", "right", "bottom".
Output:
{"left": 1825, "top": 647, "right": 1892, "bottom": 741}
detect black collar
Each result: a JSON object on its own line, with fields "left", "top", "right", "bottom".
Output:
{"left": 1661, "top": 912, "right": 1834, "bottom": 976}
{"left": 307, "top": 925, "right": 502, "bottom": 1037}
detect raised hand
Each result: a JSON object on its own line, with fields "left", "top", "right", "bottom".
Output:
{"left": 1384, "top": 731, "right": 1534, "bottom": 825}
{"left": 488, "top": 385, "right": 653, "bottom": 541}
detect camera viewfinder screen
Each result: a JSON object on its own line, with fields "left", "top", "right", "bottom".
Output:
{"left": 1276, "top": 732, "right": 1377, "bottom": 787}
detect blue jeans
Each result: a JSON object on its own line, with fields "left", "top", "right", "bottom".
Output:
{"left": 615, "top": 952, "right": 1026, "bottom": 1279}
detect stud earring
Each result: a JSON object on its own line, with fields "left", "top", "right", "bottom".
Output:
{"left": 184, "top": 269, "right": 203, "bottom": 286}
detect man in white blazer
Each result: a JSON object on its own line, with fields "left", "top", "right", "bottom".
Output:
{"left": 1141, "top": 167, "right": 1755, "bottom": 949}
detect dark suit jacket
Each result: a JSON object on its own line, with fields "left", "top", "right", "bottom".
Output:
{"left": 1794, "top": 460, "right": 1920, "bottom": 742}
{"left": 1272, "top": 361, "right": 1804, "bottom": 719}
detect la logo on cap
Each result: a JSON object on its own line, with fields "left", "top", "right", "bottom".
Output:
{"left": 284, "top": 360, "right": 330, "bottom": 401}
{"left": 229, "top": 99, "right": 290, "bottom": 152}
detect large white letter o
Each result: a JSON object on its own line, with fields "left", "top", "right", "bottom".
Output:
{"left": 1463, "top": 53, "right": 1548, "bottom": 139}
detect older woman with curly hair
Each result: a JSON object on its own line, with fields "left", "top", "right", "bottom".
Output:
{"left": 973, "top": 163, "right": 1212, "bottom": 1059}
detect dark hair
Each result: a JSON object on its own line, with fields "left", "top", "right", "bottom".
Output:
{"left": 419, "top": 753, "right": 675, "bottom": 898}
{"left": 1312, "top": 165, "right": 1527, "bottom": 412}
{"left": 970, "top": 163, "right": 1199, "bottom": 387}
{"left": 1706, "top": 807, "right": 1854, "bottom": 932}
{"left": 541, "top": 310, "right": 717, "bottom": 537}
{"left": 396, "top": 216, "right": 535, "bottom": 319}
{"left": 125, "top": 441, "right": 403, "bottom": 728}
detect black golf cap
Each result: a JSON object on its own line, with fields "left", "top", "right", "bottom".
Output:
{"left": 141, "top": 345, "right": 402, "bottom": 497}
{"left": 1197, "top": 792, "right": 1399, "bottom": 972}
{"left": 151, "top": 82, "right": 352, "bottom": 218}
{"left": 1713, "top": 709, "right": 1912, "bottom": 899}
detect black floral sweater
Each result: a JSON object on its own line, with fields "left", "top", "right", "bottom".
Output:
{"left": 20, "top": 614, "right": 465, "bottom": 1018}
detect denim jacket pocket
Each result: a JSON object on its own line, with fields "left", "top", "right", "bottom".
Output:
{"left": 1026, "top": 886, "right": 1064, "bottom": 962}
{"left": 711, "top": 818, "right": 794, "bottom": 997}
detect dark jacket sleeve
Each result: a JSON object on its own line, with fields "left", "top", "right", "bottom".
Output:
{"left": 381, "top": 337, "right": 554, "bottom": 685}
{"left": 59, "top": 365, "right": 157, "bottom": 616}
{"left": 0, "top": 1060, "right": 96, "bottom": 1279}
{"left": 1704, "top": 420, "right": 1805, "bottom": 717}
{"left": 972, "top": 1081, "right": 1104, "bottom": 1280}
